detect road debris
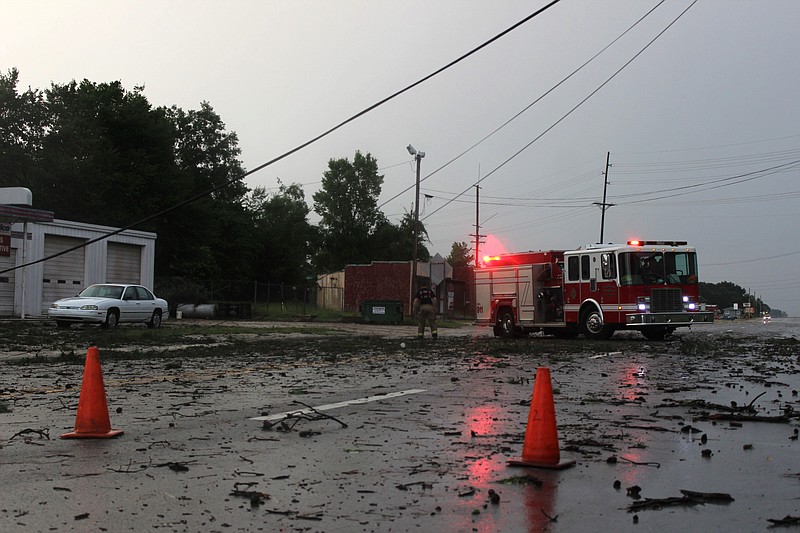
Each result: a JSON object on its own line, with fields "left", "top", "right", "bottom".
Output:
{"left": 627, "top": 490, "right": 734, "bottom": 512}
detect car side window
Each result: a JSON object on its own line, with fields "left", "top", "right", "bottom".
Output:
{"left": 138, "top": 287, "right": 154, "bottom": 301}
{"left": 123, "top": 287, "right": 139, "bottom": 300}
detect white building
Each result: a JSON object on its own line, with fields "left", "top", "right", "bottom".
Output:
{"left": 0, "top": 218, "right": 157, "bottom": 317}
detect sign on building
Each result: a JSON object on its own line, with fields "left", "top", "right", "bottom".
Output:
{"left": 0, "top": 223, "right": 11, "bottom": 257}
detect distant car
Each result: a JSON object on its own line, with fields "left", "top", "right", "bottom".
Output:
{"left": 48, "top": 284, "right": 168, "bottom": 329}
{"left": 763, "top": 314, "right": 771, "bottom": 324}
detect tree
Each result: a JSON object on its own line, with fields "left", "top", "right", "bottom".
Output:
{"left": 168, "top": 102, "right": 247, "bottom": 202}
{"left": 698, "top": 280, "right": 772, "bottom": 314}
{"left": 39, "top": 79, "right": 178, "bottom": 227}
{"left": 312, "top": 151, "right": 385, "bottom": 272}
{"left": 368, "top": 212, "right": 429, "bottom": 263}
{"left": 163, "top": 102, "right": 251, "bottom": 278}
{"left": 1, "top": 71, "right": 255, "bottom": 281}
{"left": 0, "top": 68, "right": 49, "bottom": 187}
{"left": 447, "top": 241, "right": 473, "bottom": 268}
{"left": 248, "top": 182, "right": 316, "bottom": 283}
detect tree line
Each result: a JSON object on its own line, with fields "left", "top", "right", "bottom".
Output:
{"left": 699, "top": 281, "right": 780, "bottom": 317}
{"left": 1, "top": 69, "right": 440, "bottom": 285}
{"left": 3, "top": 70, "right": 774, "bottom": 315}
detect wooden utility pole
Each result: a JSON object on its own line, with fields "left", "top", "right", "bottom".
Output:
{"left": 594, "top": 151, "right": 615, "bottom": 244}
{"left": 469, "top": 184, "right": 485, "bottom": 267}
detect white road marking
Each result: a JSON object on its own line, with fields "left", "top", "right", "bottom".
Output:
{"left": 250, "top": 389, "right": 427, "bottom": 421}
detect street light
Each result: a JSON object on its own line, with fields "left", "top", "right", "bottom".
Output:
{"left": 407, "top": 144, "right": 425, "bottom": 311}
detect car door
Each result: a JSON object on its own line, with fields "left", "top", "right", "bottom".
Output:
{"left": 120, "top": 286, "right": 145, "bottom": 322}
{"left": 136, "top": 286, "right": 158, "bottom": 320}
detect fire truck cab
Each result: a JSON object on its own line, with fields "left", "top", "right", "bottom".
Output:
{"left": 475, "top": 240, "right": 713, "bottom": 340}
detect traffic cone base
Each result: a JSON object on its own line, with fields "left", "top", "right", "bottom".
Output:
{"left": 507, "top": 457, "right": 576, "bottom": 470}
{"left": 507, "top": 367, "right": 574, "bottom": 470}
{"left": 61, "top": 428, "right": 124, "bottom": 439}
{"left": 60, "top": 346, "right": 124, "bottom": 440}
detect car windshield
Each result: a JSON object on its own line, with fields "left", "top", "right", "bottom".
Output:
{"left": 79, "top": 285, "right": 124, "bottom": 299}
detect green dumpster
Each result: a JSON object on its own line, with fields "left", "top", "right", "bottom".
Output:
{"left": 360, "top": 300, "right": 404, "bottom": 324}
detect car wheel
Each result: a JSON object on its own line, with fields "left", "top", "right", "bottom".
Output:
{"left": 56, "top": 321, "right": 71, "bottom": 329}
{"left": 147, "top": 310, "right": 162, "bottom": 329}
{"left": 103, "top": 309, "right": 120, "bottom": 329}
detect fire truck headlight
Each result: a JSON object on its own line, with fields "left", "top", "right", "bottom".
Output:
{"left": 682, "top": 296, "right": 690, "bottom": 303}
{"left": 688, "top": 302, "right": 697, "bottom": 310}
{"left": 637, "top": 297, "right": 650, "bottom": 312}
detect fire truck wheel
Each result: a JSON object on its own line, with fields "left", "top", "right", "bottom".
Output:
{"left": 580, "top": 308, "right": 613, "bottom": 340}
{"left": 497, "top": 308, "right": 520, "bottom": 338}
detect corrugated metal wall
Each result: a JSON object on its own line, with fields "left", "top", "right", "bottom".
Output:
{"left": 3, "top": 219, "right": 157, "bottom": 317}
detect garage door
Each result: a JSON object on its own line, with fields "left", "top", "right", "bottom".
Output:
{"left": 107, "top": 242, "right": 141, "bottom": 284}
{"left": 42, "top": 235, "right": 86, "bottom": 313}
{"left": 0, "top": 249, "right": 16, "bottom": 316}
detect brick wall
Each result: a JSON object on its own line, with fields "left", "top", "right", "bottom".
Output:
{"left": 344, "top": 262, "right": 411, "bottom": 313}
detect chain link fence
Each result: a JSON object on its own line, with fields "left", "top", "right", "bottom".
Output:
{"left": 156, "top": 277, "right": 345, "bottom": 319}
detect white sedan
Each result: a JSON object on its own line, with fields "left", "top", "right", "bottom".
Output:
{"left": 48, "top": 284, "right": 168, "bottom": 329}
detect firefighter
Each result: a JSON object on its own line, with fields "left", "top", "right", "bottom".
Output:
{"left": 413, "top": 281, "right": 438, "bottom": 340}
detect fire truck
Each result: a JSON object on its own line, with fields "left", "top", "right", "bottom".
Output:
{"left": 475, "top": 240, "right": 713, "bottom": 340}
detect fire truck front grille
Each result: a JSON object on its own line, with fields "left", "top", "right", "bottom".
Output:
{"left": 651, "top": 288, "right": 683, "bottom": 312}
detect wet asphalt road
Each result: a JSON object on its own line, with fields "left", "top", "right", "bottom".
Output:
{"left": 1, "top": 318, "right": 799, "bottom": 532}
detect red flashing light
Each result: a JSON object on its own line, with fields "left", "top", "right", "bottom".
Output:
{"left": 627, "top": 240, "right": 688, "bottom": 247}
{"left": 483, "top": 255, "right": 501, "bottom": 263}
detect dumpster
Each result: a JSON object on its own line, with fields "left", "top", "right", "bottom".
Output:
{"left": 360, "top": 300, "right": 404, "bottom": 324}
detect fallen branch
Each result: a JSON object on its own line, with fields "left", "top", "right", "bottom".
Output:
{"left": 767, "top": 515, "right": 800, "bottom": 526}
{"left": 154, "top": 461, "right": 196, "bottom": 472}
{"left": 618, "top": 456, "right": 661, "bottom": 468}
{"left": 108, "top": 458, "right": 152, "bottom": 473}
{"left": 230, "top": 488, "right": 270, "bottom": 505}
{"left": 396, "top": 481, "right": 433, "bottom": 491}
{"left": 627, "top": 490, "right": 734, "bottom": 512}
{"left": 679, "top": 490, "right": 734, "bottom": 502}
{"left": 10, "top": 428, "right": 50, "bottom": 441}
{"left": 694, "top": 413, "right": 795, "bottom": 423}
{"left": 262, "top": 401, "right": 348, "bottom": 432}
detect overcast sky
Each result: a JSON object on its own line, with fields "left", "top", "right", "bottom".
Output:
{"left": 5, "top": 1, "right": 800, "bottom": 314}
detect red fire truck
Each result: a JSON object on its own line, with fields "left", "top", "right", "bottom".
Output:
{"left": 475, "top": 240, "right": 713, "bottom": 340}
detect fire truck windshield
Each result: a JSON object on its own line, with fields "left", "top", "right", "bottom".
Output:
{"left": 618, "top": 251, "right": 698, "bottom": 286}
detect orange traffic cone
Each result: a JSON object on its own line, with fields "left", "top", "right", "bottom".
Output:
{"left": 61, "top": 347, "right": 124, "bottom": 439}
{"left": 508, "top": 367, "right": 575, "bottom": 469}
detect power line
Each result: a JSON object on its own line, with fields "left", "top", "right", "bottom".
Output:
{"left": 378, "top": 0, "right": 667, "bottom": 211}
{"left": 423, "top": 0, "right": 698, "bottom": 222}
{"left": 2, "top": 0, "right": 564, "bottom": 276}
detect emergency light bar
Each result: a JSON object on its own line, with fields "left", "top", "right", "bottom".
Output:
{"left": 627, "top": 240, "right": 687, "bottom": 247}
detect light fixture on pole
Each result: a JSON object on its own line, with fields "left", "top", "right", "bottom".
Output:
{"left": 407, "top": 144, "right": 425, "bottom": 311}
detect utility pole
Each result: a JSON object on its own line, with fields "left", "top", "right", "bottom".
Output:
{"left": 407, "top": 145, "right": 425, "bottom": 311}
{"left": 594, "top": 151, "right": 615, "bottom": 244}
{"left": 469, "top": 183, "right": 486, "bottom": 267}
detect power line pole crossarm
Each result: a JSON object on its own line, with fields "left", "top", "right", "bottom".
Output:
{"left": 469, "top": 184, "right": 486, "bottom": 267}
{"left": 594, "top": 151, "right": 615, "bottom": 244}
